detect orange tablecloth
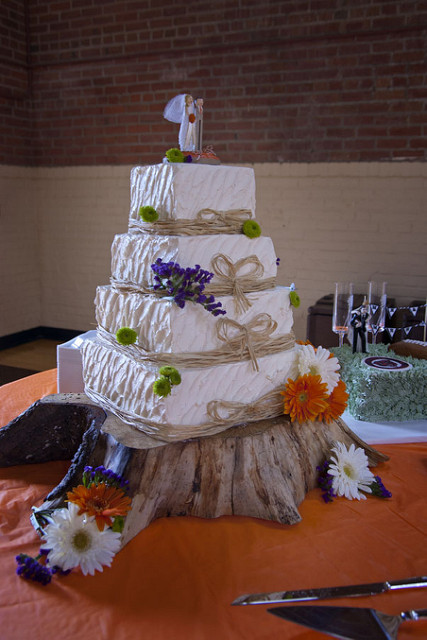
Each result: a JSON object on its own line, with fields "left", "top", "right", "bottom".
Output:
{"left": 1, "top": 371, "right": 426, "bottom": 640}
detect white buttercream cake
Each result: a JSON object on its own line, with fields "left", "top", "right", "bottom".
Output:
{"left": 81, "top": 163, "right": 298, "bottom": 441}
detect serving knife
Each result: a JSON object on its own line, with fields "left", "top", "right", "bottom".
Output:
{"left": 268, "top": 604, "right": 427, "bottom": 640}
{"left": 232, "top": 576, "right": 427, "bottom": 606}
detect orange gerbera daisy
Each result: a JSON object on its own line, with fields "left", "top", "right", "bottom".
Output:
{"left": 281, "top": 374, "right": 329, "bottom": 423}
{"left": 67, "top": 483, "right": 132, "bottom": 531}
{"left": 318, "top": 378, "right": 349, "bottom": 424}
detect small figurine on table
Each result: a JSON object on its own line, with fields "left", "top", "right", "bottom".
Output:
{"left": 350, "top": 298, "right": 370, "bottom": 353}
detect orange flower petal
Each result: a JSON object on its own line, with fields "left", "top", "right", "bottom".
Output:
{"left": 318, "top": 379, "right": 349, "bottom": 423}
{"left": 67, "top": 483, "right": 132, "bottom": 531}
{"left": 282, "top": 374, "right": 329, "bottom": 423}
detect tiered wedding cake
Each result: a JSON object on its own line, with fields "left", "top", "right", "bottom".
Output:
{"left": 81, "top": 163, "right": 298, "bottom": 441}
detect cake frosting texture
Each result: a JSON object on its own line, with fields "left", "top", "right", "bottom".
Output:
{"left": 111, "top": 233, "right": 277, "bottom": 291}
{"left": 82, "top": 164, "right": 297, "bottom": 441}
{"left": 95, "top": 285, "right": 293, "bottom": 354}
{"left": 130, "top": 164, "right": 255, "bottom": 222}
{"left": 333, "top": 344, "right": 427, "bottom": 422}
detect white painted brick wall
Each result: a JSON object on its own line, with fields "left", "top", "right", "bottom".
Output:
{"left": 1, "top": 163, "right": 426, "bottom": 342}
{"left": 0, "top": 167, "right": 42, "bottom": 336}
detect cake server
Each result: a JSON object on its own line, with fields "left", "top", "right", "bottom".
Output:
{"left": 232, "top": 576, "right": 427, "bottom": 606}
{"left": 267, "top": 604, "right": 427, "bottom": 640}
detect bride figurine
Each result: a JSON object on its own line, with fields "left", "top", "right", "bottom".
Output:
{"left": 163, "top": 94, "right": 198, "bottom": 151}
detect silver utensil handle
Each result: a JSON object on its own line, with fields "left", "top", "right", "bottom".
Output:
{"left": 389, "top": 576, "right": 427, "bottom": 590}
{"left": 401, "top": 609, "right": 427, "bottom": 620}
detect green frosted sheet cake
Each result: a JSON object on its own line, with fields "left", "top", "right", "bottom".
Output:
{"left": 332, "top": 344, "right": 427, "bottom": 422}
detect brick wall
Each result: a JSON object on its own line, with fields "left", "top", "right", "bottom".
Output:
{"left": 0, "top": 0, "right": 32, "bottom": 164}
{"left": 1, "top": 0, "right": 426, "bottom": 166}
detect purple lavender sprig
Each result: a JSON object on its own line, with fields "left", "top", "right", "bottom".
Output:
{"left": 316, "top": 460, "right": 337, "bottom": 503}
{"left": 370, "top": 475, "right": 392, "bottom": 499}
{"left": 16, "top": 553, "right": 52, "bottom": 585}
{"left": 151, "top": 259, "right": 226, "bottom": 317}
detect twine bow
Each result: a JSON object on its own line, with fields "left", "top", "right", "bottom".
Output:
{"left": 207, "top": 389, "right": 284, "bottom": 425}
{"left": 216, "top": 313, "right": 277, "bottom": 371}
{"left": 210, "top": 253, "right": 264, "bottom": 314}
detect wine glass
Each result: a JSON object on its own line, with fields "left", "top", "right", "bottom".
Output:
{"left": 332, "top": 282, "right": 354, "bottom": 347}
{"left": 367, "top": 281, "right": 387, "bottom": 345}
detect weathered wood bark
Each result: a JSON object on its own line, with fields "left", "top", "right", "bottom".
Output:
{"left": 0, "top": 393, "right": 389, "bottom": 548}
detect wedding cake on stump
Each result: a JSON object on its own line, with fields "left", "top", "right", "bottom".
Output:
{"left": 81, "top": 162, "right": 298, "bottom": 441}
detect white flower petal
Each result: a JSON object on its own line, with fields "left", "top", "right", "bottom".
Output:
{"left": 327, "top": 442, "right": 375, "bottom": 501}
{"left": 41, "top": 502, "right": 121, "bottom": 575}
{"left": 292, "top": 344, "right": 340, "bottom": 393}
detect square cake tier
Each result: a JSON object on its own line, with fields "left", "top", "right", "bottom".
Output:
{"left": 95, "top": 285, "right": 293, "bottom": 354}
{"left": 81, "top": 338, "right": 296, "bottom": 438}
{"left": 130, "top": 164, "right": 256, "bottom": 222}
{"left": 111, "top": 233, "right": 277, "bottom": 291}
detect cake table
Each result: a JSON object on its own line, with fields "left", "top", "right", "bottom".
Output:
{"left": 1, "top": 371, "right": 426, "bottom": 640}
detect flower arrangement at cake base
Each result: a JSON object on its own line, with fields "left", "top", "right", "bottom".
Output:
{"left": 16, "top": 466, "right": 131, "bottom": 585}
{"left": 281, "top": 343, "right": 348, "bottom": 424}
{"left": 280, "top": 343, "right": 391, "bottom": 504}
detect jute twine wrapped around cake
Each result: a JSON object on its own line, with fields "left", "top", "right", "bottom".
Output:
{"left": 129, "top": 208, "right": 252, "bottom": 236}
{"left": 97, "top": 321, "right": 295, "bottom": 372}
{"left": 83, "top": 385, "right": 287, "bottom": 441}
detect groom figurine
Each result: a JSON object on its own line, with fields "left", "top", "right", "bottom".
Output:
{"left": 350, "top": 298, "right": 369, "bottom": 353}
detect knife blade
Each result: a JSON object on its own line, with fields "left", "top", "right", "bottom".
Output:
{"left": 232, "top": 576, "right": 427, "bottom": 606}
{"left": 267, "top": 605, "right": 396, "bottom": 640}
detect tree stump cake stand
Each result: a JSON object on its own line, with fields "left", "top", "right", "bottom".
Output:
{"left": 0, "top": 393, "right": 388, "bottom": 548}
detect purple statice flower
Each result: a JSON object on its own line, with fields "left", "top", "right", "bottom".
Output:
{"left": 370, "top": 475, "right": 392, "bottom": 499}
{"left": 82, "top": 465, "right": 129, "bottom": 492}
{"left": 16, "top": 553, "right": 52, "bottom": 585}
{"left": 316, "top": 460, "right": 337, "bottom": 503}
{"left": 151, "top": 259, "right": 226, "bottom": 317}
{"left": 183, "top": 154, "right": 193, "bottom": 163}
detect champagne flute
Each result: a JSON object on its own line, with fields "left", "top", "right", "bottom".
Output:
{"left": 367, "top": 281, "right": 387, "bottom": 345}
{"left": 332, "top": 282, "right": 354, "bottom": 347}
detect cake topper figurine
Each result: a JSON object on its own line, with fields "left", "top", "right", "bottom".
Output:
{"left": 163, "top": 93, "right": 199, "bottom": 152}
{"left": 350, "top": 297, "right": 370, "bottom": 353}
{"left": 163, "top": 93, "right": 219, "bottom": 164}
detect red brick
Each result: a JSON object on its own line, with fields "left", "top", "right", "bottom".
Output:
{"left": 1, "top": 0, "right": 426, "bottom": 166}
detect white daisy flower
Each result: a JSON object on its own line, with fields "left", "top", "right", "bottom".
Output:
{"left": 291, "top": 344, "right": 340, "bottom": 393}
{"left": 327, "top": 442, "right": 375, "bottom": 500}
{"left": 40, "top": 502, "right": 121, "bottom": 576}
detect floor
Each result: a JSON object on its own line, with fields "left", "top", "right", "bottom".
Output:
{"left": 0, "top": 339, "right": 61, "bottom": 386}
